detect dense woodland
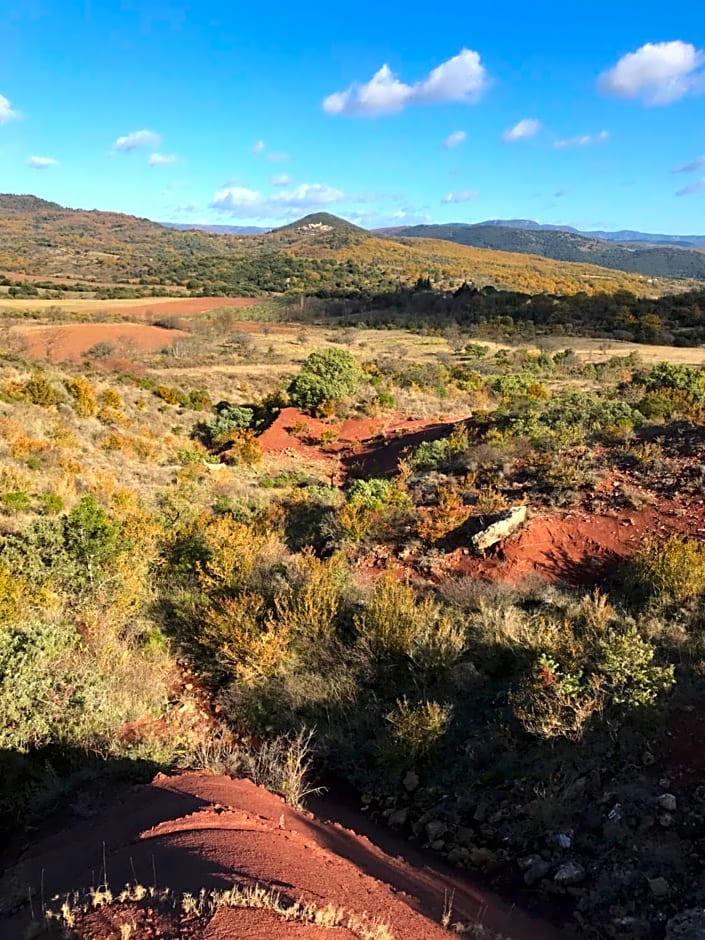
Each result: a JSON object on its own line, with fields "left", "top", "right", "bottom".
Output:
{"left": 306, "top": 282, "right": 705, "bottom": 345}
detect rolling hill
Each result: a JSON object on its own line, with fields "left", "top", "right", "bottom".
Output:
{"left": 472, "top": 219, "right": 705, "bottom": 247}
{"left": 380, "top": 222, "right": 705, "bottom": 280}
{"left": 0, "top": 196, "right": 695, "bottom": 299}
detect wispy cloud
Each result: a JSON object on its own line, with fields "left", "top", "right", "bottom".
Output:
{"left": 323, "top": 48, "right": 490, "bottom": 116}
{"left": 114, "top": 129, "right": 161, "bottom": 152}
{"left": 502, "top": 118, "right": 540, "bottom": 142}
{"left": 272, "top": 173, "right": 292, "bottom": 186}
{"left": 211, "top": 182, "right": 345, "bottom": 219}
{"left": 251, "top": 139, "right": 290, "bottom": 162}
{"left": 598, "top": 40, "right": 705, "bottom": 105}
{"left": 443, "top": 130, "right": 467, "bottom": 150}
{"left": 149, "top": 152, "right": 177, "bottom": 166}
{"left": 0, "top": 93, "right": 20, "bottom": 124}
{"left": 442, "top": 190, "right": 478, "bottom": 204}
{"left": 673, "top": 155, "right": 705, "bottom": 173}
{"left": 27, "top": 155, "right": 58, "bottom": 169}
{"left": 677, "top": 178, "right": 705, "bottom": 196}
{"left": 554, "top": 130, "right": 608, "bottom": 149}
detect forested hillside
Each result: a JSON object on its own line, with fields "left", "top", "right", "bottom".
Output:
{"left": 0, "top": 197, "right": 692, "bottom": 299}
{"left": 386, "top": 222, "right": 705, "bottom": 280}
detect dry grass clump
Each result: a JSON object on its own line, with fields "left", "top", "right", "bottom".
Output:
{"left": 42, "top": 882, "right": 394, "bottom": 940}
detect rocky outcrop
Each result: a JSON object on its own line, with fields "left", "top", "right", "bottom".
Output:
{"left": 471, "top": 505, "right": 528, "bottom": 553}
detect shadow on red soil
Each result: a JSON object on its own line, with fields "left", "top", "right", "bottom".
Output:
{"left": 258, "top": 407, "right": 462, "bottom": 481}
{"left": 0, "top": 772, "right": 565, "bottom": 940}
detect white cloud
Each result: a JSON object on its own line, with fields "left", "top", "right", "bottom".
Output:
{"left": 673, "top": 155, "right": 705, "bottom": 173}
{"left": 502, "top": 118, "right": 540, "bottom": 142}
{"left": 554, "top": 129, "right": 608, "bottom": 149}
{"left": 149, "top": 152, "right": 177, "bottom": 166}
{"left": 442, "top": 190, "right": 478, "bottom": 203}
{"left": 272, "top": 173, "right": 292, "bottom": 186}
{"left": 443, "top": 130, "right": 467, "bottom": 150}
{"left": 114, "top": 129, "right": 161, "bottom": 152}
{"left": 598, "top": 41, "right": 705, "bottom": 105}
{"left": 210, "top": 182, "right": 345, "bottom": 218}
{"left": 267, "top": 151, "right": 290, "bottom": 163}
{"left": 0, "top": 94, "right": 20, "bottom": 124}
{"left": 323, "top": 48, "right": 489, "bottom": 116}
{"left": 252, "top": 140, "right": 266, "bottom": 154}
{"left": 677, "top": 178, "right": 705, "bottom": 196}
{"left": 27, "top": 155, "right": 58, "bottom": 169}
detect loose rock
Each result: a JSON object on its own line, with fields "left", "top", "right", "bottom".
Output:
{"left": 649, "top": 877, "right": 670, "bottom": 899}
{"left": 554, "top": 862, "right": 586, "bottom": 886}
{"left": 667, "top": 908, "right": 705, "bottom": 940}
{"left": 659, "top": 793, "right": 678, "bottom": 812}
{"left": 426, "top": 820, "right": 446, "bottom": 842}
{"left": 524, "top": 859, "right": 551, "bottom": 886}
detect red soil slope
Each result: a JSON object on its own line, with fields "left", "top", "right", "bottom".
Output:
{"left": 0, "top": 772, "right": 562, "bottom": 940}
{"left": 259, "top": 407, "right": 461, "bottom": 481}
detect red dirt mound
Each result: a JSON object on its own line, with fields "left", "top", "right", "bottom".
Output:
{"left": 0, "top": 772, "right": 561, "bottom": 940}
{"left": 447, "top": 499, "right": 705, "bottom": 587}
{"left": 258, "top": 407, "right": 461, "bottom": 481}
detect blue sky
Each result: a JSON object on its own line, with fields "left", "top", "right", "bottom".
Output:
{"left": 1, "top": 0, "right": 704, "bottom": 233}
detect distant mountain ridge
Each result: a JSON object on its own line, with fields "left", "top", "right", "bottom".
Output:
{"left": 162, "top": 222, "right": 270, "bottom": 235}
{"left": 377, "top": 222, "right": 705, "bottom": 280}
{"left": 474, "top": 219, "right": 705, "bottom": 248}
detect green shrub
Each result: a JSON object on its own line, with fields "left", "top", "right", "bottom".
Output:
{"left": 512, "top": 624, "right": 674, "bottom": 740}
{"left": 409, "top": 425, "right": 469, "bottom": 471}
{"left": 39, "top": 492, "right": 64, "bottom": 516}
{"left": 385, "top": 698, "right": 453, "bottom": 765}
{"left": 0, "top": 617, "right": 175, "bottom": 756}
{"left": 0, "top": 620, "right": 87, "bottom": 751}
{"left": 287, "top": 349, "right": 362, "bottom": 413}
{"left": 346, "top": 478, "right": 409, "bottom": 510}
{"left": 597, "top": 626, "right": 674, "bottom": 707}
{"left": 1, "top": 491, "right": 31, "bottom": 512}
{"left": 207, "top": 405, "right": 255, "bottom": 446}
{"left": 22, "top": 374, "right": 63, "bottom": 407}
{"left": 630, "top": 535, "right": 705, "bottom": 602}
{"left": 355, "top": 575, "right": 465, "bottom": 686}
{"left": 1, "top": 495, "right": 126, "bottom": 591}
{"left": 186, "top": 387, "right": 212, "bottom": 411}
